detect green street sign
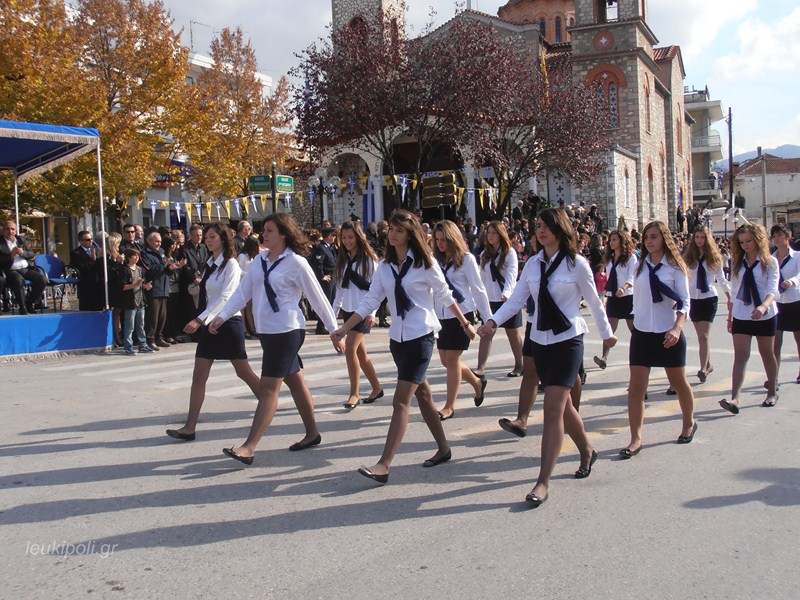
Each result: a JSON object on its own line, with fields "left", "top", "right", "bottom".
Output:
{"left": 276, "top": 175, "right": 294, "bottom": 193}
{"left": 249, "top": 175, "right": 271, "bottom": 192}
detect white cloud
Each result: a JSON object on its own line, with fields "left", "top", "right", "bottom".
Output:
{"left": 713, "top": 6, "right": 800, "bottom": 80}
{"left": 648, "top": 0, "right": 758, "bottom": 60}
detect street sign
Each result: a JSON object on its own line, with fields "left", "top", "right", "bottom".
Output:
{"left": 248, "top": 175, "right": 294, "bottom": 193}
{"left": 276, "top": 175, "right": 294, "bottom": 193}
{"left": 249, "top": 175, "right": 271, "bottom": 192}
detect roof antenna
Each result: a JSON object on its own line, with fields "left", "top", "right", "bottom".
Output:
{"left": 189, "top": 20, "right": 211, "bottom": 52}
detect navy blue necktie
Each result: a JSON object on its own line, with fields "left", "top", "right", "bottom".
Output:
{"left": 261, "top": 256, "right": 285, "bottom": 312}
{"left": 736, "top": 259, "right": 761, "bottom": 307}
{"left": 537, "top": 253, "right": 571, "bottom": 334}
{"left": 489, "top": 255, "right": 506, "bottom": 291}
{"left": 606, "top": 255, "right": 619, "bottom": 293}
{"left": 198, "top": 262, "right": 218, "bottom": 313}
{"left": 779, "top": 254, "right": 791, "bottom": 287}
{"left": 441, "top": 261, "right": 465, "bottom": 304}
{"left": 696, "top": 255, "right": 710, "bottom": 294}
{"left": 391, "top": 257, "right": 414, "bottom": 318}
{"left": 341, "top": 257, "right": 370, "bottom": 291}
{"left": 526, "top": 293, "right": 536, "bottom": 316}
{"left": 647, "top": 262, "right": 684, "bottom": 310}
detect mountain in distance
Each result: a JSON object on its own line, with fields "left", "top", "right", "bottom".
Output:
{"left": 716, "top": 144, "right": 800, "bottom": 171}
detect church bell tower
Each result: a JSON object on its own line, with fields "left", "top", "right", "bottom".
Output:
{"left": 332, "top": 0, "right": 405, "bottom": 32}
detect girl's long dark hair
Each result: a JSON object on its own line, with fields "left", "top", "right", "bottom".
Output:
{"left": 203, "top": 223, "right": 235, "bottom": 276}
{"left": 262, "top": 213, "right": 312, "bottom": 257}
{"left": 537, "top": 208, "right": 577, "bottom": 265}
{"left": 636, "top": 221, "right": 687, "bottom": 276}
{"left": 385, "top": 210, "right": 433, "bottom": 268}
{"left": 603, "top": 229, "right": 635, "bottom": 266}
{"left": 334, "top": 220, "right": 378, "bottom": 281}
{"left": 432, "top": 220, "right": 468, "bottom": 267}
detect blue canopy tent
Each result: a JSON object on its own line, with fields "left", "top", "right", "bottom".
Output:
{"left": 0, "top": 119, "right": 109, "bottom": 308}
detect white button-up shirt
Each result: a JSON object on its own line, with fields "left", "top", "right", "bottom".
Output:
{"left": 217, "top": 248, "right": 338, "bottom": 334}
{"left": 632, "top": 255, "right": 690, "bottom": 333}
{"left": 480, "top": 250, "right": 517, "bottom": 301}
{"left": 730, "top": 256, "right": 780, "bottom": 321}
{"left": 434, "top": 253, "right": 492, "bottom": 321}
{"left": 688, "top": 255, "right": 731, "bottom": 299}
{"left": 604, "top": 253, "right": 638, "bottom": 297}
{"left": 492, "top": 250, "right": 613, "bottom": 345}
{"left": 197, "top": 254, "right": 242, "bottom": 324}
{"left": 354, "top": 249, "right": 455, "bottom": 342}
{"left": 332, "top": 256, "right": 378, "bottom": 315}
{"left": 774, "top": 248, "right": 800, "bottom": 304}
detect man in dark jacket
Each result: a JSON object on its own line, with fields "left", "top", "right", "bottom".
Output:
{"left": 309, "top": 227, "right": 336, "bottom": 334}
{"left": 177, "top": 224, "right": 208, "bottom": 332}
{"left": 0, "top": 221, "right": 47, "bottom": 314}
{"left": 140, "top": 232, "right": 170, "bottom": 349}
{"left": 70, "top": 230, "right": 103, "bottom": 311}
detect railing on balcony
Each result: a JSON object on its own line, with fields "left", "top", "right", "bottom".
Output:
{"left": 693, "top": 180, "right": 723, "bottom": 194}
{"left": 692, "top": 132, "right": 722, "bottom": 149}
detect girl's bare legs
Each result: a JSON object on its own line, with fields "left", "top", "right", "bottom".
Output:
{"left": 344, "top": 330, "right": 366, "bottom": 406}
{"left": 356, "top": 334, "right": 382, "bottom": 398}
{"left": 174, "top": 358, "right": 213, "bottom": 434}
{"left": 529, "top": 386, "right": 591, "bottom": 501}
{"left": 665, "top": 366, "right": 695, "bottom": 437}
{"left": 438, "top": 349, "right": 481, "bottom": 418}
{"left": 474, "top": 335, "right": 492, "bottom": 376}
{"left": 694, "top": 321, "right": 712, "bottom": 373}
{"left": 283, "top": 369, "right": 321, "bottom": 445}
{"left": 366, "top": 379, "right": 449, "bottom": 476}
{"left": 506, "top": 327, "right": 524, "bottom": 375}
{"left": 728, "top": 334, "right": 752, "bottom": 408}
{"left": 626, "top": 365, "right": 650, "bottom": 451}
{"left": 231, "top": 376, "right": 283, "bottom": 458}
{"left": 756, "top": 335, "right": 778, "bottom": 403}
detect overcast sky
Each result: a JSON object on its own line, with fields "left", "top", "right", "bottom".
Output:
{"left": 161, "top": 0, "right": 800, "bottom": 157}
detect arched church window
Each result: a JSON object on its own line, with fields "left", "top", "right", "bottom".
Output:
{"left": 555, "top": 17, "right": 562, "bottom": 43}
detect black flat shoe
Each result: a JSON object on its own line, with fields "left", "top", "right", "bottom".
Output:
{"left": 358, "top": 465, "right": 388, "bottom": 484}
{"left": 761, "top": 395, "right": 779, "bottom": 407}
{"left": 438, "top": 410, "right": 454, "bottom": 421}
{"left": 289, "top": 433, "right": 322, "bottom": 451}
{"left": 677, "top": 422, "right": 698, "bottom": 444}
{"left": 470, "top": 369, "right": 487, "bottom": 384}
{"left": 697, "top": 370, "right": 707, "bottom": 383}
{"left": 166, "top": 429, "right": 195, "bottom": 441}
{"left": 666, "top": 387, "right": 677, "bottom": 395}
{"left": 525, "top": 491, "right": 548, "bottom": 507}
{"left": 474, "top": 378, "right": 488, "bottom": 407}
{"left": 507, "top": 369, "right": 523, "bottom": 378}
{"left": 619, "top": 446, "right": 641, "bottom": 459}
{"left": 362, "top": 390, "right": 384, "bottom": 404}
{"left": 498, "top": 418, "right": 526, "bottom": 438}
{"left": 575, "top": 449, "right": 598, "bottom": 479}
{"left": 222, "top": 447, "right": 253, "bottom": 465}
{"left": 422, "top": 449, "right": 451, "bottom": 468}
{"left": 593, "top": 355, "right": 607, "bottom": 370}
{"left": 343, "top": 399, "right": 359, "bottom": 409}
{"left": 719, "top": 399, "right": 739, "bottom": 415}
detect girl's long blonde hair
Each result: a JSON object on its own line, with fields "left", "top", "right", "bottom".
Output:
{"left": 731, "top": 224, "right": 772, "bottom": 277}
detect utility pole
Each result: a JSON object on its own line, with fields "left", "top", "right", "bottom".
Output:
{"left": 727, "top": 108, "right": 734, "bottom": 210}
{"left": 760, "top": 150, "right": 768, "bottom": 227}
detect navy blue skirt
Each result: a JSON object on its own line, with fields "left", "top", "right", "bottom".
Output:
{"left": 777, "top": 300, "right": 800, "bottom": 332}
{"left": 437, "top": 312, "right": 474, "bottom": 351}
{"left": 522, "top": 321, "right": 534, "bottom": 358}
{"left": 606, "top": 295, "right": 634, "bottom": 320}
{"left": 196, "top": 316, "right": 247, "bottom": 361}
{"left": 689, "top": 296, "right": 718, "bottom": 323}
{"left": 390, "top": 332, "right": 434, "bottom": 384}
{"left": 731, "top": 316, "right": 777, "bottom": 337}
{"left": 259, "top": 329, "right": 305, "bottom": 378}
{"left": 341, "top": 310, "right": 372, "bottom": 334}
{"left": 490, "top": 300, "right": 523, "bottom": 329}
{"left": 531, "top": 335, "right": 583, "bottom": 388}
{"left": 629, "top": 328, "right": 686, "bottom": 368}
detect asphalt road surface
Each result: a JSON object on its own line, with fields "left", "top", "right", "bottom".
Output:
{"left": 1, "top": 309, "right": 798, "bottom": 599}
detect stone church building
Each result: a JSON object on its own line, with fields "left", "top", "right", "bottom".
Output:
{"left": 326, "top": 0, "right": 694, "bottom": 231}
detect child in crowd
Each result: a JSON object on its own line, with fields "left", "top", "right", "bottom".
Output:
{"left": 120, "top": 248, "right": 153, "bottom": 355}
{"left": 594, "top": 263, "right": 607, "bottom": 304}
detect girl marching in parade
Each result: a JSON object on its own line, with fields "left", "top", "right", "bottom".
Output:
{"left": 621, "top": 222, "right": 696, "bottom": 458}
{"left": 479, "top": 208, "right": 616, "bottom": 506}
{"left": 719, "top": 224, "right": 780, "bottom": 413}
{"left": 209, "top": 213, "right": 343, "bottom": 464}
{"left": 682, "top": 225, "right": 730, "bottom": 382}
{"left": 593, "top": 229, "right": 638, "bottom": 370}
{"left": 333, "top": 210, "right": 475, "bottom": 485}
{"left": 166, "top": 223, "right": 262, "bottom": 442}
{"left": 332, "top": 220, "right": 384, "bottom": 409}
{"left": 431, "top": 220, "right": 492, "bottom": 420}
{"left": 770, "top": 224, "right": 800, "bottom": 386}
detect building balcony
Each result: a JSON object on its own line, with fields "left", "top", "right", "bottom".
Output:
{"left": 692, "top": 180, "right": 723, "bottom": 204}
{"left": 691, "top": 133, "right": 723, "bottom": 160}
